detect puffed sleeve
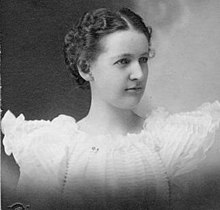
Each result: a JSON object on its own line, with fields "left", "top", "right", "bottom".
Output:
{"left": 144, "top": 101, "right": 220, "bottom": 177}
{"left": 1, "top": 110, "right": 78, "bottom": 208}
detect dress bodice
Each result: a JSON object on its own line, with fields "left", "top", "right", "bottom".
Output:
{"left": 62, "top": 132, "right": 170, "bottom": 209}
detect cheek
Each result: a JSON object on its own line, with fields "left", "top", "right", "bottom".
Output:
{"left": 97, "top": 71, "right": 125, "bottom": 87}
{"left": 143, "top": 68, "right": 149, "bottom": 82}
{"left": 94, "top": 75, "right": 116, "bottom": 95}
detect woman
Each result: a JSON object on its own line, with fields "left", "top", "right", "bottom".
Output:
{"left": 2, "top": 7, "right": 220, "bottom": 210}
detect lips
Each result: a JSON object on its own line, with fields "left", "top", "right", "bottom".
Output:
{"left": 125, "top": 86, "right": 142, "bottom": 90}
{"left": 125, "top": 86, "right": 143, "bottom": 91}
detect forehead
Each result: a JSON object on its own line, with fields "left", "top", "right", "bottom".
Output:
{"left": 99, "top": 29, "right": 149, "bottom": 57}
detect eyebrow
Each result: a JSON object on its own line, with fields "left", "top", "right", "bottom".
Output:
{"left": 111, "top": 53, "right": 132, "bottom": 60}
{"left": 111, "top": 52, "right": 149, "bottom": 60}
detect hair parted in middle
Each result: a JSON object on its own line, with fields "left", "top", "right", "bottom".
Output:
{"left": 64, "top": 7, "right": 152, "bottom": 89}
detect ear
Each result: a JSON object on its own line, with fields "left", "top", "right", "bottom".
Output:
{"left": 77, "top": 59, "right": 93, "bottom": 81}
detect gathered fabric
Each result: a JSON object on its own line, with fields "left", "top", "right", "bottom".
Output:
{"left": 2, "top": 101, "right": 220, "bottom": 210}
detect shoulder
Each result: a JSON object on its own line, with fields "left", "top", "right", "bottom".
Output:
{"left": 143, "top": 101, "right": 220, "bottom": 177}
{"left": 1, "top": 111, "right": 81, "bottom": 194}
{"left": 144, "top": 101, "right": 220, "bottom": 131}
{"left": 1, "top": 110, "right": 78, "bottom": 161}
{"left": 1, "top": 110, "right": 77, "bottom": 134}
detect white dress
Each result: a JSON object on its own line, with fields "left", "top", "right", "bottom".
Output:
{"left": 2, "top": 101, "right": 220, "bottom": 210}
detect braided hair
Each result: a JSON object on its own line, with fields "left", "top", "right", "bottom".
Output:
{"left": 63, "top": 8, "right": 152, "bottom": 89}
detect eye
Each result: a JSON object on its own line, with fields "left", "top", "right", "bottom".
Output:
{"left": 115, "top": 58, "right": 130, "bottom": 66}
{"left": 139, "top": 57, "right": 148, "bottom": 64}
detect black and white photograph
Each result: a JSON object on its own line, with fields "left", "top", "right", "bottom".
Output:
{"left": 1, "top": 0, "right": 220, "bottom": 209}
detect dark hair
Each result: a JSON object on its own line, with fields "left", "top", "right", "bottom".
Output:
{"left": 63, "top": 8, "right": 152, "bottom": 89}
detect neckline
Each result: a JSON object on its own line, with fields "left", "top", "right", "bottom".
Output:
{"left": 75, "top": 119, "right": 147, "bottom": 138}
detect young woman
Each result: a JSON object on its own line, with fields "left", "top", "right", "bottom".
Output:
{"left": 2, "top": 8, "right": 220, "bottom": 210}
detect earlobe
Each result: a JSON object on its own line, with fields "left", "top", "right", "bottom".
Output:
{"left": 78, "top": 68, "right": 90, "bottom": 81}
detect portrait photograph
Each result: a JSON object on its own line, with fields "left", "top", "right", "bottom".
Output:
{"left": 1, "top": 0, "right": 220, "bottom": 209}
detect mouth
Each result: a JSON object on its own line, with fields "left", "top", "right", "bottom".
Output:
{"left": 125, "top": 87, "right": 143, "bottom": 92}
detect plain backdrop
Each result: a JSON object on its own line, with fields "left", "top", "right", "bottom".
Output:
{"left": 1, "top": 0, "right": 220, "bottom": 209}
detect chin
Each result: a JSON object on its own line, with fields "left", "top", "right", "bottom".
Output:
{"left": 115, "top": 98, "right": 142, "bottom": 110}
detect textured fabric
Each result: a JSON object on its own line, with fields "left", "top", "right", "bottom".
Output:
{"left": 2, "top": 101, "right": 220, "bottom": 210}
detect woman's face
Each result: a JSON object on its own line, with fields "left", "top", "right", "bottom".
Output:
{"left": 90, "top": 29, "right": 149, "bottom": 110}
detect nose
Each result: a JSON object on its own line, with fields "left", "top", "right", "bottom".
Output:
{"left": 129, "top": 61, "right": 145, "bottom": 81}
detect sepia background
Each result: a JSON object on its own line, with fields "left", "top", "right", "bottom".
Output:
{"left": 2, "top": 0, "right": 220, "bottom": 209}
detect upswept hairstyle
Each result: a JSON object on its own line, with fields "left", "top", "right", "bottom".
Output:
{"left": 63, "top": 8, "right": 152, "bottom": 89}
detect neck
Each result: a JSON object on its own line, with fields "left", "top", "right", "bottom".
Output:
{"left": 79, "top": 98, "right": 144, "bottom": 136}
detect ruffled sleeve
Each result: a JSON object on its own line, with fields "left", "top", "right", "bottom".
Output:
{"left": 144, "top": 101, "right": 220, "bottom": 177}
{"left": 1, "top": 111, "right": 78, "bottom": 195}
